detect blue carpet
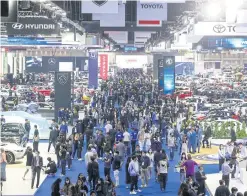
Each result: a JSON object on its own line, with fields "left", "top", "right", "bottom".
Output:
{"left": 35, "top": 144, "right": 218, "bottom": 196}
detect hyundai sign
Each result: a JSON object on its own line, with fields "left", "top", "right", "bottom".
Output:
{"left": 6, "top": 17, "right": 60, "bottom": 35}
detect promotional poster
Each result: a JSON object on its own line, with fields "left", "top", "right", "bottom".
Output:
{"left": 88, "top": 52, "right": 98, "bottom": 88}
{"left": 164, "top": 56, "right": 175, "bottom": 95}
{"left": 54, "top": 72, "right": 71, "bottom": 121}
{"left": 158, "top": 59, "right": 164, "bottom": 92}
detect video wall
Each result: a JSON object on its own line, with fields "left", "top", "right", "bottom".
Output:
{"left": 175, "top": 62, "right": 194, "bottom": 75}
{"left": 25, "top": 56, "right": 88, "bottom": 73}
{"left": 193, "top": 37, "right": 247, "bottom": 50}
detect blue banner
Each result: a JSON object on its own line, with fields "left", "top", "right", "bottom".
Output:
{"left": 1, "top": 37, "right": 62, "bottom": 46}
{"left": 158, "top": 59, "right": 164, "bottom": 93}
{"left": 193, "top": 37, "right": 247, "bottom": 50}
{"left": 164, "top": 56, "right": 175, "bottom": 95}
{"left": 175, "top": 62, "right": 194, "bottom": 75}
{"left": 88, "top": 52, "right": 98, "bottom": 89}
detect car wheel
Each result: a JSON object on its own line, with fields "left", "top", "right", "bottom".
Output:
{"left": 6, "top": 151, "right": 15, "bottom": 164}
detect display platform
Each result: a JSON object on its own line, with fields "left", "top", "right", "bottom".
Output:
{"left": 2, "top": 143, "right": 56, "bottom": 196}
{"left": 206, "top": 173, "right": 247, "bottom": 195}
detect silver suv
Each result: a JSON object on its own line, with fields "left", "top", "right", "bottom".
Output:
{"left": 0, "top": 143, "right": 25, "bottom": 164}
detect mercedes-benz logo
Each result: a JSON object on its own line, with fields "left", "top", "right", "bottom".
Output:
{"left": 12, "top": 23, "right": 24, "bottom": 30}
{"left": 213, "top": 24, "right": 226, "bottom": 33}
{"left": 166, "top": 58, "right": 173, "bottom": 65}
{"left": 92, "top": 0, "right": 108, "bottom": 7}
{"left": 48, "top": 58, "right": 56, "bottom": 65}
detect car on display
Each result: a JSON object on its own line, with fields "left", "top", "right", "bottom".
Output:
{"left": 5, "top": 96, "right": 18, "bottom": 109}
{"left": 0, "top": 143, "right": 25, "bottom": 164}
{"left": 235, "top": 102, "right": 247, "bottom": 115}
{"left": 2, "top": 111, "right": 50, "bottom": 139}
{"left": 0, "top": 89, "right": 9, "bottom": 99}
{"left": 1, "top": 123, "right": 25, "bottom": 145}
{"left": 16, "top": 102, "right": 39, "bottom": 113}
{"left": 173, "top": 89, "right": 192, "bottom": 99}
{"left": 221, "top": 99, "right": 244, "bottom": 108}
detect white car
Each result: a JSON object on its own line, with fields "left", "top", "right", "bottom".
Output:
{"left": 0, "top": 143, "right": 25, "bottom": 164}
{"left": 0, "top": 89, "right": 9, "bottom": 99}
{"left": 222, "top": 99, "right": 244, "bottom": 108}
{"left": 2, "top": 111, "right": 50, "bottom": 139}
{"left": 235, "top": 102, "right": 247, "bottom": 115}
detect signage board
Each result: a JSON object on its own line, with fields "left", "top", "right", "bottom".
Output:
{"left": 6, "top": 17, "right": 60, "bottom": 35}
{"left": 193, "top": 22, "right": 246, "bottom": 36}
{"left": 193, "top": 37, "right": 247, "bottom": 50}
{"left": 163, "top": 56, "right": 175, "bottom": 95}
{"left": 158, "top": 59, "right": 164, "bottom": 93}
{"left": 136, "top": 2, "right": 167, "bottom": 27}
{"left": 99, "top": 54, "right": 108, "bottom": 80}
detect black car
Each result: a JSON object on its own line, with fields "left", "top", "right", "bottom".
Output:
{"left": 1, "top": 123, "right": 25, "bottom": 145}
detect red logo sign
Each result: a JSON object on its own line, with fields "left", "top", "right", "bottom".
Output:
{"left": 99, "top": 54, "right": 108, "bottom": 80}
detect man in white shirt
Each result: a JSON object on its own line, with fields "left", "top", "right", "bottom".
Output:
{"left": 105, "top": 121, "right": 113, "bottom": 134}
{"left": 84, "top": 146, "right": 94, "bottom": 168}
{"left": 123, "top": 130, "right": 131, "bottom": 156}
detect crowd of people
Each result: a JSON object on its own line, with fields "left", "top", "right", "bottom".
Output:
{"left": 1, "top": 69, "right": 247, "bottom": 196}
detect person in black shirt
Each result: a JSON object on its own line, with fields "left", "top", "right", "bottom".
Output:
{"left": 48, "top": 127, "right": 58, "bottom": 153}
{"left": 24, "top": 119, "right": 31, "bottom": 141}
{"left": 215, "top": 180, "right": 230, "bottom": 196}
{"left": 51, "top": 178, "right": 62, "bottom": 196}
{"left": 59, "top": 145, "right": 67, "bottom": 176}
{"left": 55, "top": 140, "right": 61, "bottom": 168}
{"left": 45, "top": 157, "right": 57, "bottom": 175}
{"left": 75, "top": 178, "right": 89, "bottom": 196}
{"left": 33, "top": 125, "right": 39, "bottom": 152}
{"left": 22, "top": 146, "right": 33, "bottom": 180}
{"left": 87, "top": 156, "right": 99, "bottom": 190}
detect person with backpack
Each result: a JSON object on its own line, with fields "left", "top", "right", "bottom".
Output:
{"left": 157, "top": 155, "right": 168, "bottom": 192}
{"left": 112, "top": 151, "right": 121, "bottom": 187}
{"left": 140, "top": 151, "right": 150, "bottom": 187}
{"left": 87, "top": 156, "right": 99, "bottom": 190}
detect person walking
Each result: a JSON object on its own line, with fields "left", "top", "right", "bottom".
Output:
{"left": 140, "top": 151, "right": 150, "bottom": 187}
{"left": 128, "top": 155, "right": 141, "bottom": 195}
{"left": 123, "top": 129, "right": 131, "bottom": 156}
{"left": 22, "top": 146, "right": 33, "bottom": 180}
{"left": 157, "top": 155, "right": 168, "bottom": 192}
{"left": 87, "top": 156, "right": 99, "bottom": 190}
{"left": 103, "top": 151, "right": 112, "bottom": 177}
{"left": 112, "top": 151, "right": 121, "bottom": 187}
{"left": 59, "top": 145, "right": 67, "bottom": 176}
{"left": 24, "top": 119, "right": 31, "bottom": 141}
{"left": 33, "top": 125, "right": 39, "bottom": 152}
{"left": 31, "top": 151, "right": 43, "bottom": 189}
{"left": 222, "top": 159, "right": 233, "bottom": 188}
{"left": 48, "top": 127, "right": 58, "bottom": 153}
{"left": 181, "top": 154, "right": 198, "bottom": 181}
{"left": 0, "top": 148, "right": 7, "bottom": 182}
{"left": 218, "top": 144, "right": 225, "bottom": 172}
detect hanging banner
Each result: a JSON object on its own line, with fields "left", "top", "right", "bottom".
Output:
{"left": 6, "top": 17, "right": 60, "bottom": 35}
{"left": 158, "top": 58, "right": 164, "bottom": 93}
{"left": 99, "top": 54, "right": 108, "bottom": 80}
{"left": 81, "top": 0, "right": 118, "bottom": 14}
{"left": 136, "top": 2, "right": 167, "bottom": 27}
{"left": 93, "top": 3, "right": 125, "bottom": 27}
{"left": 54, "top": 72, "right": 71, "bottom": 121}
{"left": 163, "top": 56, "right": 175, "bottom": 95}
{"left": 88, "top": 52, "right": 98, "bottom": 88}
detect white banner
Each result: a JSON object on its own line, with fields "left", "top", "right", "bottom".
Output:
{"left": 134, "top": 31, "right": 154, "bottom": 44}
{"left": 193, "top": 22, "right": 247, "bottom": 36}
{"left": 81, "top": 0, "right": 118, "bottom": 14}
{"left": 116, "top": 55, "right": 148, "bottom": 69}
{"left": 93, "top": 3, "right": 125, "bottom": 27}
{"left": 136, "top": 2, "right": 167, "bottom": 27}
